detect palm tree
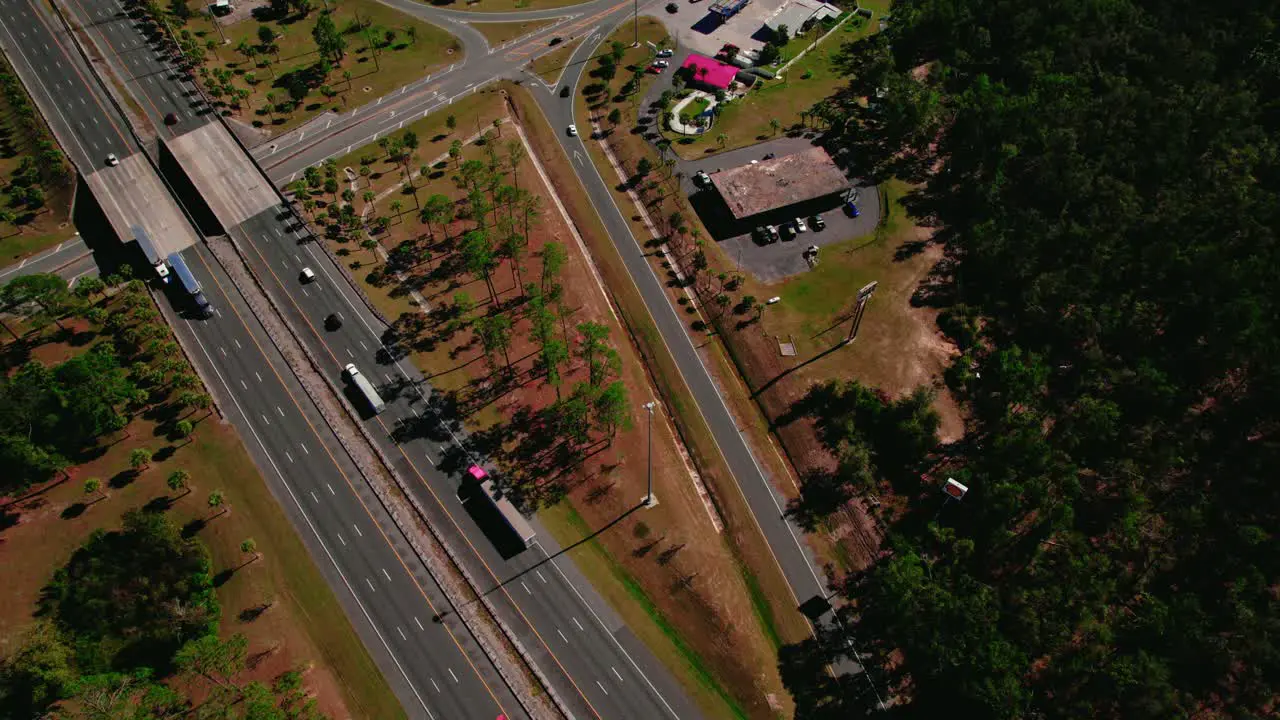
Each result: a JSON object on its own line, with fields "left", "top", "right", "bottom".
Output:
{"left": 390, "top": 200, "right": 403, "bottom": 222}
{"left": 239, "top": 538, "right": 260, "bottom": 568}
{"left": 84, "top": 477, "right": 105, "bottom": 504}
{"left": 769, "top": 117, "right": 781, "bottom": 135}
{"left": 716, "top": 133, "right": 728, "bottom": 149}
{"left": 208, "top": 490, "right": 227, "bottom": 519}
{"left": 167, "top": 469, "right": 192, "bottom": 497}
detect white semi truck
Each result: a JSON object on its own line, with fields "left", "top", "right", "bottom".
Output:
{"left": 343, "top": 363, "right": 386, "bottom": 414}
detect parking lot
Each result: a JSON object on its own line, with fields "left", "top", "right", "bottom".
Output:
{"left": 668, "top": 0, "right": 790, "bottom": 58}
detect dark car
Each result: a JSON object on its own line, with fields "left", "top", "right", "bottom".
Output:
{"left": 559, "top": 86, "right": 571, "bottom": 98}
{"left": 164, "top": 112, "right": 178, "bottom": 125}
{"left": 810, "top": 214, "right": 826, "bottom": 231}
{"left": 763, "top": 152, "right": 776, "bottom": 160}
{"left": 844, "top": 201, "right": 861, "bottom": 217}
{"left": 324, "top": 313, "right": 343, "bottom": 331}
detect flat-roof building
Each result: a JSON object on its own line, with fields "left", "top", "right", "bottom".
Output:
{"left": 709, "top": 146, "right": 851, "bottom": 220}
{"left": 765, "top": 0, "right": 841, "bottom": 38}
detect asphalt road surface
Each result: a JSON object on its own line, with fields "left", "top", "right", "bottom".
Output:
{"left": 1, "top": 0, "right": 531, "bottom": 716}
{"left": 55, "top": 1, "right": 702, "bottom": 717}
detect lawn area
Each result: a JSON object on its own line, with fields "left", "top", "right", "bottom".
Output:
{"left": 178, "top": 0, "right": 461, "bottom": 136}
{"left": 529, "top": 35, "right": 586, "bottom": 85}
{"left": 294, "top": 79, "right": 795, "bottom": 719}
{"left": 470, "top": 18, "right": 556, "bottom": 47}
{"left": 0, "top": 288, "right": 402, "bottom": 718}
{"left": 666, "top": 9, "right": 882, "bottom": 158}
{"left": 0, "top": 55, "right": 77, "bottom": 263}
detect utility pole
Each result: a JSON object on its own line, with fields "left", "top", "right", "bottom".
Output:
{"left": 643, "top": 401, "right": 657, "bottom": 508}
{"left": 633, "top": 0, "right": 639, "bottom": 47}
{"left": 844, "top": 280, "right": 877, "bottom": 344}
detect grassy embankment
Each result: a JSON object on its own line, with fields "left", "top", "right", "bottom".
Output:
{"left": 179, "top": 0, "right": 460, "bottom": 135}
{"left": 0, "top": 54, "right": 77, "bottom": 263}
{"left": 0, "top": 290, "right": 404, "bottom": 719}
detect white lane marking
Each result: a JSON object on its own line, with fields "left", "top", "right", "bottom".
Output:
{"left": 596, "top": 680, "right": 609, "bottom": 696}
{"left": 255, "top": 371, "right": 263, "bottom": 382}
{"left": 359, "top": 340, "right": 368, "bottom": 351}
{"left": 557, "top": 629, "right": 569, "bottom": 643}
{"left": 239, "top": 379, "right": 248, "bottom": 390}
{"left": 276, "top": 405, "right": 285, "bottom": 417}
{"left": 382, "top": 568, "right": 392, "bottom": 581}
{"left": 425, "top": 453, "right": 435, "bottom": 467}
{"left": 353, "top": 524, "right": 363, "bottom": 537}
{"left": 284, "top": 450, "right": 293, "bottom": 463}
{"left": 178, "top": 324, "right": 434, "bottom": 716}
{"left": 301, "top": 288, "right": 309, "bottom": 298}
{"left": 337, "top": 533, "right": 346, "bottom": 546}
{"left": 430, "top": 679, "right": 441, "bottom": 693}
{"left": 346, "top": 347, "right": 354, "bottom": 358}
{"left": 613, "top": 666, "right": 624, "bottom": 682}
{"left": 219, "top": 346, "right": 227, "bottom": 357}
{"left": 326, "top": 483, "right": 336, "bottom": 495}
{"left": 261, "top": 413, "right": 271, "bottom": 426}
{"left": 521, "top": 581, "right": 532, "bottom": 595}
{"left": 536, "top": 570, "right": 548, "bottom": 584}
{"left": 573, "top": 617, "right": 584, "bottom": 631}
{"left": 448, "top": 669, "right": 458, "bottom": 684}
{"left": 414, "top": 616, "right": 424, "bottom": 631}
{"left": 310, "top": 491, "right": 319, "bottom": 502}
{"left": 365, "top": 577, "right": 376, "bottom": 592}
{"left": 300, "top": 442, "right": 310, "bottom": 455}
{"left": 233, "top": 338, "right": 242, "bottom": 350}
{"left": 397, "top": 626, "right": 407, "bottom": 640}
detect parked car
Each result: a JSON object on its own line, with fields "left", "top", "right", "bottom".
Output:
{"left": 766, "top": 225, "right": 781, "bottom": 243}
{"left": 845, "top": 200, "right": 861, "bottom": 217}
{"left": 810, "top": 214, "right": 826, "bottom": 231}
{"left": 106, "top": 153, "right": 119, "bottom": 166}
{"left": 694, "top": 170, "right": 711, "bottom": 186}
{"left": 794, "top": 217, "right": 808, "bottom": 233}
{"left": 567, "top": 124, "right": 578, "bottom": 137}
{"left": 651, "top": 59, "right": 670, "bottom": 69}
{"left": 657, "top": 48, "right": 674, "bottom": 58}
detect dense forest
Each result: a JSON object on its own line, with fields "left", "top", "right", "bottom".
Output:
{"left": 783, "top": 0, "right": 1280, "bottom": 717}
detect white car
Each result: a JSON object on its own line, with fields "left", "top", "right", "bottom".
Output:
{"left": 694, "top": 170, "right": 711, "bottom": 186}
{"left": 106, "top": 153, "right": 119, "bottom": 166}
{"left": 652, "top": 59, "right": 670, "bottom": 68}
{"left": 300, "top": 267, "right": 316, "bottom": 283}
{"left": 567, "top": 124, "right": 578, "bottom": 137}
{"left": 794, "top": 217, "right": 808, "bottom": 233}
{"left": 657, "top": 48, "right": 674, "bottom": 57}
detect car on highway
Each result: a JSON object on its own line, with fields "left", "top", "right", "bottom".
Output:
{"left": 811, "top": 214, "right": 826, "bottom": 231}
{"left": 164, "top": 112, "right": 178, "bottom": 125}
{"left": 845, "top": 200, "right": 861, "bottom": 217}
{"left": 106, "top": 153, "right": 119, "bottom": 166}
{"left": 300, "top": 267, "right": 316, "bottom": 283}
{"left": 794, "top": 217, "right": 808, "bottom": 233}
{"left": 567, "top": 124, "right": 578, "bottom": 137}
{"left": 324, "top": 313, "right": 343, "bottom": 331}
{"left": 657, "top": 48, "right": 674, "bottom": 57}
{"left": 763, "top": 152, "right": 776, "bottom": 160}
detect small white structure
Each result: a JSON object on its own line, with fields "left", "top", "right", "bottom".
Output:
{"left": 943, "top": 477, "right": 969, "bottom": 501}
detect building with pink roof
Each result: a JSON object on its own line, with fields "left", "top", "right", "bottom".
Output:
{"left": 681, "top": 53, "right": 738, "bottom": 90}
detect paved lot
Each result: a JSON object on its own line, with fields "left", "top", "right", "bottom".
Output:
{"left": 666, "top": 0, "right": 787, "bottom": 58}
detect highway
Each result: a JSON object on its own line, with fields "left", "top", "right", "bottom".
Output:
{"left": 0, "top": 1, "right": 529, "bottom": 717}
{"left": 56, "top": 0, "right": 701, "bottom": 718}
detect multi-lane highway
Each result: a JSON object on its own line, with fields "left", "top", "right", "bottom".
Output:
{"left": 0, "top": 1, "right": 531, "bottom": 717}
{"left": 52, "top": 0, "right": 701, "bottom": 717}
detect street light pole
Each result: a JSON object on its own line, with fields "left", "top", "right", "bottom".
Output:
{"left": 633, "top": 0, "right": 639, "bottom": 47}
{"left": 643, "top": 401, "right": 656, "bottom": 507}
{"left": 844, "top": 280, "right": 878, "bottom": 345}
